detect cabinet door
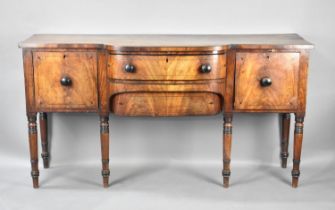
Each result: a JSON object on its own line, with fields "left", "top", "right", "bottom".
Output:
{"left": 34, "top": 52, "right": 98, "bottom": 111}
{"left": 234, "top": 52, "right": 299, "bottom": 111}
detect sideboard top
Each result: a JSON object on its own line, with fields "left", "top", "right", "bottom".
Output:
{"left": 19, "top": 34, "right": 313, "bottom": 51}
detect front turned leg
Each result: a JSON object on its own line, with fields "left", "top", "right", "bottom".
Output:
{"left": 27, "top": 114, "right": 39, "bottom": 188}
{"left": 292, "top": 114, "right": 304, "bottom": 188}
{"left": 223, "top": 114, "right": 233, "bottom": 188}
{"left": 100, "top": 115, "right": 110, "bottom": 187}
{"left": 39, "top": 112, "right": 50, "bottom": 168}
{"left": 280, "top": 113, "right": 291, "bottom": 168}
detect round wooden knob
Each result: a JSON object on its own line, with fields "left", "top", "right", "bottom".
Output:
{"left": 200, "top": 64, "right": 212, "bottom": 73}
{"left": 60, "top": 76, "right": 72, "bottom": 86}
{"left": 260, "top": 77, "right": 272, "bottom": 87}
{"left": 124, "top": 64, "right": 136, "bottom": 73}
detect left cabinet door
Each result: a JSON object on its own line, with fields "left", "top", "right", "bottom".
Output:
{"left": 33, "top": 51, "right": 98, "bottom": 111}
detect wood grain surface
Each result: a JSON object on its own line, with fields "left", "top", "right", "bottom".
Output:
{"left": 19, "top": 34, "right": 313, "bottom": 51}
{"left": 234, "top": 52, "right": 300, "bottom": 111}
{"left": 108, "top": 54, "right": 226, "bottom": 80}
{"left": 111, "top": 93, "right": 221, "bottom": 116}
{"left": 33, "top": 52, "right": 98, "bottom": 111}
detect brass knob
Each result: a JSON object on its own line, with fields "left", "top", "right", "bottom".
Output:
{"left": 124, "top": 64, "right": 136, "bottom": 73}
{"left": 200, "top": 64, "right": 211, "bottom": 73}
{"left": 260, "top": 77, "right": 272, "bottom": 87}
{"left": 60, "top": 76, "right": 72, "bottom": 86}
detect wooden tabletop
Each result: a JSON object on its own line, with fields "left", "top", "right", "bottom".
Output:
{"left": 19, "top": 34, "right": 313, "bottom": 51}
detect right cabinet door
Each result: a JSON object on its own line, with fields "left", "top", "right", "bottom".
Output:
{"left": 234, "top": 52, "right": 300, "bottom": 111}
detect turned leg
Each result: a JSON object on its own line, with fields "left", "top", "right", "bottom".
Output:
{"left": 27, "top": 114, "right": 39, "bottom": 188}
{"left": 223, "top": 114, "right": 233, "bottom": 188}
{"left": 280, "top": 113, "right": 291, "bottom": 168}
{"left": 100, "top": 115, "right": 110, "bottom": 187}
{"left": 292, "top": 114, "right": 304, "bottom": 188}
{"left": 39, "top": 112, "right": 50, "bottom": 168}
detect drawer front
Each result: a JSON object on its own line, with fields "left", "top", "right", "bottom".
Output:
{"left": 234, "top": 52, "right": 300, "bottom": 110}
{"left": 111, "top": 93, "right": 222, "bottom": 116}
{"left": 108, "top": 54, "right": 226, "bottom": 80}
{"left": 33, "top": 52, "right": 98, "bottom": 110}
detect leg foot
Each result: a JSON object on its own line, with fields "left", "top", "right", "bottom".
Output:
{"left": 223, "top": 167, "right": 231, "bottom": 188}
{"left": 39, "top": 112, "right": 50, "bottom": 168}
{"left": 28, "top": 114, "right": 39, "bottom": 188}
{"left": 100, "top": 115, "right": 110, "bottom": 188}
{"left": 292, "top": 165, "right": 300, "bottom": 188}
{"left": 31, "top": 170, "right": 39, "bottom": 188}
{"left": 223, "top": 114, "right": 233, "bottom": 188}
{"left": 291, "top": 114, "right": 304, "bottom": 188}
{"left": 280, "top": 113, "right": 290, "bottom": 168}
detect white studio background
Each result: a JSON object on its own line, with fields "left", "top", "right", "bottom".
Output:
{"left": 0, "top": 0, "right": 334, "bottom": 210}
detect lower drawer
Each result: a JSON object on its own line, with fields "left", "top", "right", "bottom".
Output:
{"left": 111, "top": 93, "right": 222, "bottom": 116}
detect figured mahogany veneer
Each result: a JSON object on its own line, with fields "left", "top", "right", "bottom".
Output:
{"left": 33, "top": 51, "right": 98, "bottom": 111}
{"left": 108, "top": 54, "right": 226, "bottom": 80}
{"left": 234, "top": 52, "right": 300, "bottom": 111}
{"left": 19, "top": 34, "right": 313, "bottom": 189}
{"left": 112, "top": 92, "right": 222, "bottom": 116}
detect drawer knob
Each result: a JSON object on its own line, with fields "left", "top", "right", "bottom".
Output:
{"left": 200, "top": 64, "right": 212, "bottom": 73}
{"left": 124, "top": 64, "right": 136, "bottom": 73}
{"left": 260, "top": 77, "right": 272, "bottom": 87}
{"left": 60, "top": 76, "right": 72, "bottom": 86}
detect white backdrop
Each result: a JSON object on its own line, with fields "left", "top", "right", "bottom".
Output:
{"left": 0, "top": 0, "right": 334, "bottom": 209}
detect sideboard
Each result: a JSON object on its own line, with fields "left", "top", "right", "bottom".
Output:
{"left": 19, "top": 34, "right": 313, "bottom": 188}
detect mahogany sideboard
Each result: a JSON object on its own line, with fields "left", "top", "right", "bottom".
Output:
{"left": 19, "top": 34, "right": 313, "bottom": 188}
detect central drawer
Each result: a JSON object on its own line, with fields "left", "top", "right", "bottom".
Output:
{"left": 108, "top": 54, "right": 226, "bottom": 80}
{"left": 111, "top": 92, "right": 222, "bottom": 116}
